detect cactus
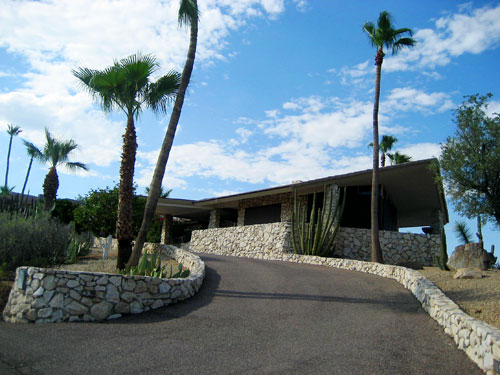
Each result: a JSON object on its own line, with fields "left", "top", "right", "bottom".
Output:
{"left": 291, "top": 185, "right": 346, "bottom": 257}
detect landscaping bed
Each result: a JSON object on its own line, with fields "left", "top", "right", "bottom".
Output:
{"left": 419, "top": 267, "right": 500, "bottom": 329}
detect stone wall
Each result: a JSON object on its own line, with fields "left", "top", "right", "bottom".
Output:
{"left": 3, "top": 245, "right": 205, "bottom": 323}
{"left": 191, "top": 224, "right": 440, "bottom": 266}
{"left": 334, "top": 227, "right": 440, "bottom": 266}
{"left": 188, "top": 247, "right": 500, "bottom": 374}
{"left": 190, "top": 222, "right": 292, "bottom": 258}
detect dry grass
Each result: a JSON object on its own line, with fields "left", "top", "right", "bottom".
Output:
{"left": 419, "top": 267, "right": 500, "bottom": 329}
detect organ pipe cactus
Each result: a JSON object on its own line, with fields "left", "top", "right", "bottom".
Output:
{"left": 291, "top": 185, "right": 346, "bottom": 257}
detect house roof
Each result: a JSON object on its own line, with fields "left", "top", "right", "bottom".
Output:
{"left": 155, "top": 158, "right": 448, "bottom": 228}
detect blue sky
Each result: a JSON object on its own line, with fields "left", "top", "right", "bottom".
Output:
{"left": 1, "top": 0, "right": 499, "bottom": 255}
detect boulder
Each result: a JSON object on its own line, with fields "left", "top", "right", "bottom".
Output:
{"left": 453, "top": 267, "right": 483, "bottom": 280}
{"left": 448, "top": 243, "right": 493, "bottom": 271}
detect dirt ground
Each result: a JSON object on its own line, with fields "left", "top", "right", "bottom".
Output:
{"left": 419, "top": 267, "right": 500, "bottom": 329}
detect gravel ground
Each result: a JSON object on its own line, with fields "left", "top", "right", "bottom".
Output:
{"left": 419, "top": 267, "right": 500, "bottom": 329}
{"left": 56, "top": 257, "right": 181, "bottom": 275}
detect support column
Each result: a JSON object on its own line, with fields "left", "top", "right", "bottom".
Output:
{"left": 209, "top": 209, "right": 221, "bottom": 229}
{"left": 237, "top": 207, "right": 245, "bottom": 226}
{"left": 160, "top": 215, "right": 173, "bottom": 244}
{"left": 430, "top": 209, "right": 444, "bottom": 235}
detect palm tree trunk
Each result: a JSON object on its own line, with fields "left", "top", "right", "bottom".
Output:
{"left": 43, "top": 167, "right": 59, "bottom": 211}
{"left": 371, "top": 48, "right": 385, "bottom": 264}
{"left": 4, "top": 136, "right": 13, "bottom": 188}
{"left": 381, "top": 152, "right": 386, "bottom": 167}
{"left": 128, "top": 5, "right": 198, "bottom": 268}
{"left": 116, "top": 113, "right": 137, "bottom": 269}
{"left": 21, "top": 157, "right": 34, "bottom": 201}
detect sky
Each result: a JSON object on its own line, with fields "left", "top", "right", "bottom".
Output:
{"left": 0, "top": 0, "right": 499, "bottom": 255}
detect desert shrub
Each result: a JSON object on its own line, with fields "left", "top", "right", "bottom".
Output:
{"left": 0, "top": 211, "right": 72, "bottom": 270}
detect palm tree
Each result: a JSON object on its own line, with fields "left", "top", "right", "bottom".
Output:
{"left": 369, "top": 135, "right": 398, "bottom": 167}
{"left": 20, "top": 140, "right": 42, "bottom": 202}
{"left": 387, "top": 151, "right": 412, "bottom": 165}
{"left": 73, "top": 53, "right": 180, "bottom": 269}
{"left": 4, "top": 124, "right": 22, "bottom": 192}
{"left": 39, "top": 128, "right": 88, "bottom": 211}
{"left": 363, "top": 11, "right": 416, "bottom": 263}
{"left": 128, "top": 0, "right": 199, "bottom": 268}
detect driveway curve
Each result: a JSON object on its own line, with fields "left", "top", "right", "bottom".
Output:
{"left": 0, "top": 254, "right": 480, "bottom": 374}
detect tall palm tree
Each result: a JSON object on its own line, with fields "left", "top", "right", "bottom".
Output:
{"left": 379, "top": 135, "right": 398, "bottom": 167}
{"left": 39, "top": 128, "right": 88, "bottom": 211}
{"left": 363, "top": 11, "right": 416, "bottom": 263}
{"left": 73, "top": 53, "right": 180, "bottom": 269}
{"left": 20, "top": 140, "right": 42, "bottom": 201}
{"left": 128, "top": 0, "right": 199, "bottom": 268}
{"left": 388, "top": 151, "right": 412, "bottom": 165}
{"left": 4, "top": 124, "right": 22, "bottom": 191}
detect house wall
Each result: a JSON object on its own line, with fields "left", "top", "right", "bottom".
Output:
{"left": 237, "top": 193, "right": 294, "bottom": 226}
{"left": 190, "top": 225, "right": 440, "bottom": 266}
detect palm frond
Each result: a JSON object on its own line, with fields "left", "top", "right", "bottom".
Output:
{"left": 178, "top": 0, "right": 199, "bottom": 28}
{"left": 23, "top": 140, "right": 43, "bottom": 159}
{"left": 6, "top": 124, "right": 22, "bottom": 136}
{"left": 454, "top": 221, "right": 472, "bottom": 244}
{"left": 64, "top": 161, "right": 88, "bottom": 171}
{"left": 146, "top": 70, "right": 181, "bottom": 115}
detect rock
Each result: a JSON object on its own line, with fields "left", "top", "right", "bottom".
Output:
{"left": 90, "top": 301, "right": 113, "bottom": 320}
{"left": 129, "top": 301, "right": 143, "bottom": 314}
{"left": 66, "top": 300, "right": 88, "bottom": 315}
{"left": 448, "top": 243, "right": 488, "bottom": 270}
{"left": 41, "top": 276, "right": 56, "bottom": 290}
{"left": 105, "top": 284, "right": 120, "bottom": 303}
{"left": 453, "top": 268, "right": 483, "bottom": 280}
{"left": 114, "top": 302, "right": 130, "bottom": 314}
{"left": 66, "top": 279, "right": 80, "bottom": 288}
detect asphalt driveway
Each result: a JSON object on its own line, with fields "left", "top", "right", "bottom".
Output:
{"left": 0, "top": 254, "right": 480, "bottom": 374}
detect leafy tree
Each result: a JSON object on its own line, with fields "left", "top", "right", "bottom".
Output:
{"left": 129, "top": 0, "right": 199, "bottom": 268}
{"left": 3, "top": 124, "right": 22, "bottom": 193}
{"left": 363, "top": 11, "right": 416, "bottom": 263}
{"left": 387, "top": 151, "right": 412, "bottom": 165}
{"left": 73, "top": 184, "right": 164, "bottom": 241}
{"left": 74, "top": 53, "right": 180, "bottom": 269}
{"left": 38, "top": 128, "right": 88, "bottom": 211}
{"left": 20, "top": 140, "right": 42, "bottom": 201}
{"left": 51, "top": 199, "right": 80, "bottom": 225}
{"left": 438, "top": 94, "right": 500, "bottom": 227}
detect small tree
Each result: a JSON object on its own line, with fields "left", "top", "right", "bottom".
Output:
{"left": 21, "top": 140, "right": 42, "bottom": 202}
{"left": 439, "top": 94, "right": 500, "bottom": 227}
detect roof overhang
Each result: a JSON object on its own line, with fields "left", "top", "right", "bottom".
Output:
{"left": 155, "top": 159, "right": 448, "bottom": 227}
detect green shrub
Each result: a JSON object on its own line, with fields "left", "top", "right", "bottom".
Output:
{"left": 0, "top": 211, "right": 72, "bottom": 270}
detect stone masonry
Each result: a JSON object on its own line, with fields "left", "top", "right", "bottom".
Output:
{"left": 3, "top": 245, "right": 205, "bottom": 323}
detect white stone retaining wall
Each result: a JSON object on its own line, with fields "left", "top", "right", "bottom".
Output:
{"left": 190, "top": 222, "right": 291, "bottom": 257}
{"left": 191, "top": 224, "right": 440, "bottom": 266}
{"left": 3, "top": 245, "right": 205, "bottom": 323}
{"left": 335, "top": 227, "right": 441, "bottom": 266}
{"left": 191, "top": 247, "right": 500, "bottom": 374}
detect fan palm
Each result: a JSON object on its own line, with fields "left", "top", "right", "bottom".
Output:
{"left": 20, "top": 140, "right": 42, "bottom": 202}
{"left": 39, "top": 128, "right": 88, "bottom": 211}
{"left": 4, "top": 124, "right": 22, "bottom": 192}
{"left": 74, "top": 53, "right": 180, "bottom": 269}
{"left": 369, "top": 135, "right": 398, "bottom": 167}
{"left": 363, "top": 11, "right": 416, "bottom": 263}
{"left": 129, "top": 0, "right": 199, "bottom": 268}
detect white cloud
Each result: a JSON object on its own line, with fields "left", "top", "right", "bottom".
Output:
{"left": 398, "top": 143, "right": 441, "bottom": 161}
{"left": 0, "top": 0, "right": 292, "bottom": 174}
{"left": 384, "top": 87, "right": 454, "bottom": 114}
{"left": 235, "top": 127, "right": 253, "bottom": 143}
{"left": 340, "top": 4, "right": 500, "bottom": 84}
{"left": 486, "top": 100, "right": 500, "bottom": 117}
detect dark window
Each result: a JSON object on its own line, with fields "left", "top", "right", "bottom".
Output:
{"left": 244, "top": 204, "right": 281, "bottom": 225}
